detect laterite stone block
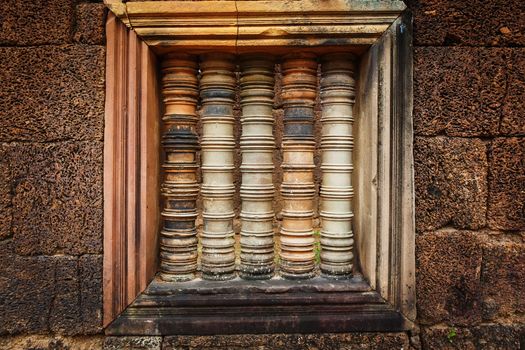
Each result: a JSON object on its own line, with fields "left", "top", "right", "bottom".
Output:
{"left": 9, "top": 142, "right": 103, "bottom": 256}
{"left": 406, "top": 0, "right": 525, "bottom": 47}
{"left": 0, "top": 46, "right": 105, "bottom": 142}
{"left": 488, "top": 138, "right": 525, "bottom": 230}
{"left": 414, "top": 47, "right": 507, "bottom": 137}
{"left": 414, "top": 137, "right": 487, "bottom": 232}
{"left": 416, "top": 231, "right": 482, "bottom": 325}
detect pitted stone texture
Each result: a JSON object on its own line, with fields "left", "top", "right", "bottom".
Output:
{"left": 8, "top": 142, "right": 103, "bottom": 256}
{"left": 0, "top": 147, "right": 12, "bottom": 240}
{"left": 0, "top": 241, "right": 55, "bottom": 334}
{"left": 0, "top": 0, "right": 74, "bottom": 45}
{"left": 416, "top": 231, "right": 482, "bottom": 325}
{"left": 73, "top": 3, "right": 107, "bottom": 45}
{"left": 104, "top": 337, "right": 163, "bottom": 350}
{"left": 406, "top": 0, "right": 525, "bottom": 47}
{"left": 414, "top": 47, "right": 507, "bottom": 137}
{"left": 0, "top": 46, "right": 105, "bottom": 142}
{"left": 502, "top": 50, "right": 525, "bottom": 135}
{"left": 481, "top": 238, "right": 525, "bottom": 320}
{"left": 0, "top": 335, "right": 104, "bottom": 350}
{"left": 414, "top": 137, "right": 487, "bottom": 232}
{"left": 162, "top": 333, "right": 409, "bottom": 350}
{"left": 421, "top": 324, "right": 525, "bottom": 350}
{"left": 79, "top": 255, "right": 103, "bottom": 334}
{"left": 50, "top": 255, "right": 103, "bottom": 335}
{"left": 488, "top": 138, "right": 525, "bottom": 230}
{"left": 0, "top": 241, "right": 102, "bottom": 335}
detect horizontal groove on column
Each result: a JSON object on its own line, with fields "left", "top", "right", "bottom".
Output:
{"left": 239, "top": 54, "right": 276, "bottom": 280}
{"left": 319, "top": 53, "right": 357, "bottom": 279}
{"left": 199, "top": 53, "right": 237, "bottom": 281}
{"left": 159, "top": 54, "right": 200, "bottom": 282}
{"left": 279, "top": 53, "right": 318, "bottom": 280}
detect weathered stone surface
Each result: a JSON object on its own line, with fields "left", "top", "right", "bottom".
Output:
{"left": 0, "top": 46, "right": 105, "bottom": 142}
{"left": 414, "top": 47, "right": 507, "bottom": 137}
{"left": 0, "top": 0, "right": 74, "bottom": 45}
{"left": 0, "top": 147, "right": 12, "bottom": 240}
{"left": 481, "top": 238, "right": 525, "bottom": 319}
{"left": 49, "top": 255, "right": 103, "bottom": 335}
{"left": 0, "top": 240, "right": 102, "bottom": 335}
{"left": 73, "top": 3, "right": 107, "bottom": 45}
{"left": 414, "top": 137, "right": 487, "bottom": 232}
{"left": 416, "top": 230, "right": 482, "bottom": 325}
{"left": 501, "top": 50, "right": 525, "bottom": 135}
{"left": 487, "top": 138, "right": 525, "bottom": 230}
{"left": 0, "top": 241, "right": 55, "bottom": 334}
{"left": 8, "top": 142, "right": 103, "bottom": 256}
{"left": 79, "top": 255, "right": 103, "bottom": 334}
{"left": 104, "top": 336, "right": 163, "bottom": 350}
{"left": 406, "top": 0, "right": 525, "bottom": 47}
{"left": 0, "top": 335, "right": 104, "bottom": 350}
{"left": 49, "top": 257, "right": 82, "bottom": 334}
{"left": 162, "top": 333, "right": 409, "bottom": 350}
{"left": 421, "top": 324, "right": 525, "bottom": 350}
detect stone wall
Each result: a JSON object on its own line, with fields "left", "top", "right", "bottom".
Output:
{"left": 409, "top": 0, "right": 525, "bottom": 348}
{"left": 0, "top": 0, "right": 524, "bottom": 349}
{"left": 0, "top": 0, "right": 107, "bottom": 344}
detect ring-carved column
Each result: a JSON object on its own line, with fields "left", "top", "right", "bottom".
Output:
{"left": 279, "top": 54, "right": 317, "bottom": 279}
{"left": 319, "top": 53, "right": 356, "bottom": 279}
{"left": 159, "top": 54, "right": 199, "bottom": 282}
{"left": 199, "top": 53, "right": 237, "bottom": 281}
{"left": 239, "top": 54, "right": 276, "bottom": 280}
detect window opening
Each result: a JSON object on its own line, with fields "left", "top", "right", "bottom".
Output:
{"left": 159, "top": 52, "right": 357, "bottom": 282}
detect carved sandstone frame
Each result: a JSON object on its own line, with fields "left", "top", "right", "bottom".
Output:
{"left": 103, "top": 0, "right": 415, "bottom": 334}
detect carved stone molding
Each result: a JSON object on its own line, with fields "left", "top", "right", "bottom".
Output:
{"left": 279, "top": 54, "right": 317, "bottom": 279}
{"left": 103, "top": 3, "right": 415, "bottom": 335}
{"left": 159, "top": 54, "right": 200, "bottom": 282}
{"left": 103, "top": 13, "right": 160, "bottom": 326}
{"left": 199, "top": 53, "right": 237, "bottom": 281}
{"left": 319, "top": 53, "right": 357, "bottom": 279}
{"left": 104, "top": 0, "right": 406, "bottom": 49}
{"left": 239, "top": 54, "right": 276, "bottom": 280}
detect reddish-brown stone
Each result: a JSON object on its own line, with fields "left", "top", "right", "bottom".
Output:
{"left": 414, "top": 137, "right": 487, "bottom": 232}
{"left": 416, "top": 230, "right": 482, "bottom": 325}
{"left": 487, "top": 138, "right": 525, "bottom": 230}
{"left": 0, "top": 241, "right": 101, "bottom": 335}
{"left": 73, "top": 3, "right": 107, "bottom": 45}
{"left": 414, "top": 47, "right": 507, "bottom": 137}
{"left": 0, "top": 46, "right": 105, "bottom": 142}
{"left": 421, "top": 324, "right": 525, "bottom": 350}
{"left": 50, "top": 255, "right": 103, "bottom": 335}
{"left": 0, "top": 335, "right": 104, "bottom": 349}
{"left": 481, "top": 238, "right": 525, "bottom": 319}
{"left": 0, "top": 147, "right": 12, "bottom": 240}
{"left": 162, "top": 333, "right": 409, "bottom": 349}
{"left": 79, "top": 255, "right": 103, "bottom": 334}
{"left": 8, "top": 142, "right": 103, "bottom": 256}
{"left": 0, "top": 0, "right": 74, "bottom": 45}
{"left": 104, "top": 337, "right": 163, "bottom": 350}
{"left": 406, "top": 0, "right": 525, "bottom": 47}
{"left": 501, "top": 50, "right": 525, "bottom": 135}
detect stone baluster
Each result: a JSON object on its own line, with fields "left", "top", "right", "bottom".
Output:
{"left": 159, "top": 54, "right": 200, "bottom": 282}
{"left": 319, "top": 53, "right": 356, "bottom": 279}
{"left": 238, "top": 54, "right": 276, "bottom": 280}
{"left": 199, "top": 53, "right": 237, "bottom": 281}
{"left": 279, "top": 54, "right": 317, "bottom": 279}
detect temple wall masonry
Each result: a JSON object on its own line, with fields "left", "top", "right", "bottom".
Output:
{"left": 0, "top": 0, "right": 523, "bottom": 348}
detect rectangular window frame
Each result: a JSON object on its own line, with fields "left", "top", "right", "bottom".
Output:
{"left": 103, "top": 1, "right": 415, "bottom": 335}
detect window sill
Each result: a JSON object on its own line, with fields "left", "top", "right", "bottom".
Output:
{"left": 106, "top": 276, "right": 411, "bottom": 335}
